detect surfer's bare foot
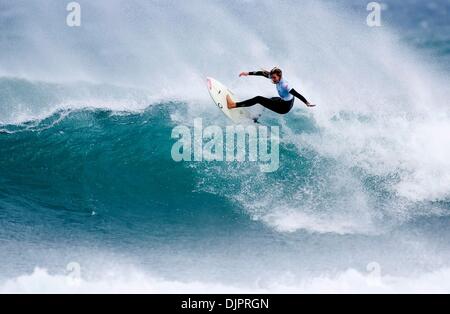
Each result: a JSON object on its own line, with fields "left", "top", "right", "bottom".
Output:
{"left": 226, "top": 95, "right": 236, "bottom": 109}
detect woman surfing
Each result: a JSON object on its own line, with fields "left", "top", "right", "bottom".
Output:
{"left": 226, "top": 67, "right": 315, "bottom": 114}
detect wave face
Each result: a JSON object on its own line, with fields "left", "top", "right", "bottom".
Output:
{"left": 0, "top": 0, "right": 449, "bottom": 292}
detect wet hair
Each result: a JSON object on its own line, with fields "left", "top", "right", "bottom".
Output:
{"left": 269, "top": 67, "right": 282, "bottom": 77}
{"left": 260, "top": 67, "right": 282, "bottom": 78}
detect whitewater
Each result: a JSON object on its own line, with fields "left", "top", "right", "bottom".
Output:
{"left": 0, "top": 0, "right": 449, "bottom": 293}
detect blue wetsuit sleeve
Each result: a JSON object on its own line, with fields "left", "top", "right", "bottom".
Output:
{"left": 249, "top": 71, "right": 270, "bottom": 78}
{"left": 290, "top": 88, "right": 309, "bottom": 105}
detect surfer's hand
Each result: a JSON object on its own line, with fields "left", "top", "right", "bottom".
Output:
{"left": 306, "top": 102, "right": 316, "bottom": 107}
{"left": 239, "top": 72, "right": 249, "bottom": 77}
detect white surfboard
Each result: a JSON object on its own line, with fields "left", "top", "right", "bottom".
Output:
{"left": 206, "top": 77, "right": 252, "bottom": 123}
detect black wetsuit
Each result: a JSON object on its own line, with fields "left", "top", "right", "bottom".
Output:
{"left": 236, "top": 71, "right": 309, "bottom": 115}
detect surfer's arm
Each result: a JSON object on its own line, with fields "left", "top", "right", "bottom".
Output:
{"left": 290, "top": 88, "right": 315, "bottom": 107}
{"left": 249, "top": 71, "right": 270, "bottom": 78}
{"left": 240, "top": 71, "right": 270, "bottom": 78}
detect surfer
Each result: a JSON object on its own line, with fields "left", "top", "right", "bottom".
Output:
{"left": 226, "top": 67, "right": 315, "bottom": 114}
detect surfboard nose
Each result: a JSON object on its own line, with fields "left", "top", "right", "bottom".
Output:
{"left": 206, "top": 77, "right": 212, "bottom": 90}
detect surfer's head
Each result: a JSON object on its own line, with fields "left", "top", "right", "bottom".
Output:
{"left": 269, "top": 67, "right": 282, "bottom": 83}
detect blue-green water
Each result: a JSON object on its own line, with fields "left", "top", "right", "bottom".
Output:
{"left": 0, "top": 0, "right": 449, "bottom": 292}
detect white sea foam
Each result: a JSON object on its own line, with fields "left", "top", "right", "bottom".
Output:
{"left": 2, "top": 265, "right": 450, "bottom": 294}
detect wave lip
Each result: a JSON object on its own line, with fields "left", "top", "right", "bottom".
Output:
{"left": 0, "top": 77, "right": 158, "bottom": 125}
